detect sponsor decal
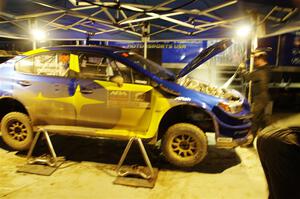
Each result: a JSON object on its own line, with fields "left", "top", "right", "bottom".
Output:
{"left": 133, "top": 91, "right": 151, "bottom": 102}
{"left": 217, "top": 137, "right": 233, "bottom": 143}
{"left": 108, "top": 90, "right": 151, "bottom": 108}
{"left": 108, "top": 90, "right": 129, "bottom": 101}
{"left": 175, "top": 96, "right": 191, "bottom": 102}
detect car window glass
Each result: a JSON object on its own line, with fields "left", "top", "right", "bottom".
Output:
{"left": 111, "top": 59, "right": 148, "bottom": 85}
{"left": 34, "top": 53, "right": 70, "bottom": 77}
{"left": 15, "top": 56, "right": 34, "bottom": 73}
{"left": 110, "top": 59, "right": 132, "bottom": 83}
{"left": 78, "top": 53, "right": 110, "bottom": 80}
{"left": 126, "top": 52, "right": 174, "bottom": 81}
{"left": 78, "top": 53, "right": 148, "bottom": 84}
{"left": 15, "top": 52, "right": 70, "bottom": 77}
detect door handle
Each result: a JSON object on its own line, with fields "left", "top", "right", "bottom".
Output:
{"left": 80, "top": 88, "right": 93, "bottom": 94}
{"left": 53, "top": 84, "right": 61, "bottom": 92}
{"left": 17, "top": 80, "right": 31, "bottom": 87}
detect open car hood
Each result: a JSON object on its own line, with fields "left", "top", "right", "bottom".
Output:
{"left": 177, "top": 39, "right": 232, "bottom": 79}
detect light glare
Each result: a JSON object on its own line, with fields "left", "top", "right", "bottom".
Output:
{"left": 31, "top": 29, "right": 46, "bottom": 41}
{"left": 236, "top": 25, "right": 251, "bottom": 38}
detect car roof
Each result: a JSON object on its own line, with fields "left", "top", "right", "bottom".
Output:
{"left": 22, "top": 45, "right": 130, "bottom": 57}
{"left": 46, "top": 45, "right": 129, "bottom": 53}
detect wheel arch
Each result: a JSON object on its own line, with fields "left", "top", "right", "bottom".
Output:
{"left": 0, "top": 97, "right": 30, "bottom": 122}
{"left": 157, "top": 104, "right": 218, "bottom": 140}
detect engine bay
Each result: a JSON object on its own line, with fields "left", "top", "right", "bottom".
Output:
{"left": 177, "top": 77, "right": 241, "bottom": 101}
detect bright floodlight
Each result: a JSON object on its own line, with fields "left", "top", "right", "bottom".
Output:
{"left": 31, "top": 29, "right": 46, "bottom": 41}
{"left": 235, "top": 25, "right": 251, "bottom": 38}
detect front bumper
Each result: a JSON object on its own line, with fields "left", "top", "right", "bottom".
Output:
{"left": 215, "top": 116, "right": 252, "bottom": 138}
{"left": 212, "top": 105, "right": 252, "bottom": 139}
{"left": 216, "top": 131, "right": 253, "bottom": 148}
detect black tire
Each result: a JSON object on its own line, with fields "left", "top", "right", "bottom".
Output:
{"left": 162, "top": 123, "right": 207, "bottom": 167}
{"left": 1, "top": 112, "right": 33, "bottom": 151}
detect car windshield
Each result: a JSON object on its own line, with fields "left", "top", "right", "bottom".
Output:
{"left": 126, "top": 52, "right": 175, "bottom": 81}
{"left": 2, "top": 55, "right": 24, "bottom": 64}
{"left": 0, "top": 55, "right": 24, "bottom": 69}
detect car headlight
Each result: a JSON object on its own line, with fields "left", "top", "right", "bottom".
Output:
{"left": 218, "top": 101, "right": 243, "bottom": 114}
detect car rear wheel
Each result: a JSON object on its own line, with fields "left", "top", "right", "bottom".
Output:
{"left": 1, "top": 112, "right": 33, "bottom": 151}
{"left": 162, "top": 123, "right": 207, "bottom": 167}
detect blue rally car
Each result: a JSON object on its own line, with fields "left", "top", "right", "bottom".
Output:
{"left": 0, "top": 39, "right": 252, "bottom": 167}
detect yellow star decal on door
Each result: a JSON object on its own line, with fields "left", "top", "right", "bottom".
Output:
{"left": 36, "top": 85, "right": 105, "bottom": 114}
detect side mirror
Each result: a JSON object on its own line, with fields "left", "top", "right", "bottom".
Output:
{"left": 111, "top": 75, "right": 124, "bottom": 87}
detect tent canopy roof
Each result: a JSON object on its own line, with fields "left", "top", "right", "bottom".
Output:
{"left": 0, "top": 0, "right": 298, "bottom": 41}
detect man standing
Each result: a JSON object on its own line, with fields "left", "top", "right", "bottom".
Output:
{"left": 239, "top": 48, "right": 271, "bottom": 137}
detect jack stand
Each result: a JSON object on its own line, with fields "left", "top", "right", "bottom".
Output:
{"left": 17, "top": 128, "right": 64, "bottom": 176}
{"left": 113, "top": 137, "right": 158, "bottom": 188}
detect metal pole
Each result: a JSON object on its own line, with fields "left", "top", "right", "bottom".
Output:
{"left": 143, "top": 37, "right": 148, "bottom": 59}
{"left": 26, "top": 131, "right": 41, "bottom": 160}
{"left": 276, "top": 35, "right": 281, "bottom": 66}
{"left": 32, "top": 40, "right": 37, "bottom": 50}
{"left": 248, "top": 15, "right": 258, "bottom": 103}
{"left": 44, "top": 130, "right": 58, "bottom": 162}
{"left": 137, "top": 138, "right": 154, "bottom": 177}
{"left": 28, "top": 19, "right": 37, "bottom": 50}
{"left": 116, "top": 137, "right": 135, "bottom": 172}
{"left": 242, "top": 39, "right": 248, "bottom": 96}
{"left": 142, "top": 22, "right": 150, "bottom": 59}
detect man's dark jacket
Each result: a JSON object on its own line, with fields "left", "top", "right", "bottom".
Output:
{"left": 241, "top": 65, "right": 270, "bottom": 102}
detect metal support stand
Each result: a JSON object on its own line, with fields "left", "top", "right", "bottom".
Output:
{"left": 114, "top": 137, "right": 158, "bottom": 188}
{"left": 27, "top": 128, "right": 61, "bottom": 167}
{"left": 17, "top": 128, "right": 64, "bottom": 176}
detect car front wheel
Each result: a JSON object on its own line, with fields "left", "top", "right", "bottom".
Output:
{"left": 1, "top": 112, "right": 33, "bottom": 151}
{"left": 162, "top": 123, "right": 207, "bottom": 167}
